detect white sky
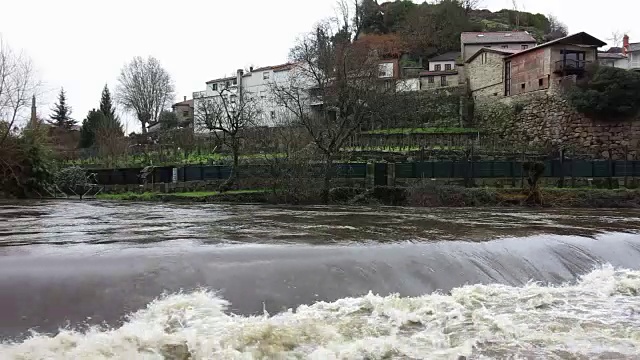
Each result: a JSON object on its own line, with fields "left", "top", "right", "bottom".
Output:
{"left": 1, "top": 0, "right": 637, "bottom": 132}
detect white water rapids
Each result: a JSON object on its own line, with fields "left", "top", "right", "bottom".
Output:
{"left": 2, "top": 265, "right": 639, "bottom": 360}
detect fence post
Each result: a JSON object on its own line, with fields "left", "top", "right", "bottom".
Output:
{"left": 366, "top": 162, "right": 375, "bottom": 189}
{"left": 387, "top": 163, "right": 396, "bottom": 187}
{"left": 624, "top": 147, "right": 629, "bottom": 188}
{"left": 608, "top": 150, "right": 614, "bottom": 189}
{"left": 558, "top": 148, "right": 565, "bottom": 188}
{"left": 520, "top": 148, "right": 525, "bottom": 189}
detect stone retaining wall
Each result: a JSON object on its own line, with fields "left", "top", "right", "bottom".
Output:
{"left": 476, "top": 91, "right": 640, "bottom": 159}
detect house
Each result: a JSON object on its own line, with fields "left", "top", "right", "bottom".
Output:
{"left": 172, "top": 96, "right": 194, "bottom": 128}
{"left": 419, "top": 52, "right": 461, "bottom": 90}
{"left": 461, "top": 31, "right": 537, "bottom": 61}
{"left": 598, "top": 52, "right": 628, "bottom": 69}
{"left": 623, "top": 35, "right": 640, "bottom": 71}
{"left": 193, "top": 63, "right": 296, "bottom": 132}
{"left": 466, "top": 32, "right": 606, "bottom": 99}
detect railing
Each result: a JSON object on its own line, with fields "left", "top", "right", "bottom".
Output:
{"left": 554, "top": 59, "right": 589, "bottom": 73}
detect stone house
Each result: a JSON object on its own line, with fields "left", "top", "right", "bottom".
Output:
{"left": 419, "top": 52, "right": 461, "bottom": 90}
{"left": 466, "top": 32, "right": 606, "bottom": 99}
{"left": 460, "top": 31, "right": 537, "bottom": 62}
{"left": 172, "top": 97, "right": 194, "bottom": 128}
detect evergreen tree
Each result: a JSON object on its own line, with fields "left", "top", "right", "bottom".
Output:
{"left": 79, "top": 107, "right": 124, "bottom": 148}
{"left": 79, "top": 109, "right": 105, "bottom": 148}
{"left": 49, "top": 88, "right": 76, "bottom": 129}
{"left": 99, "top": 84, "right": 118, "bottom": 123}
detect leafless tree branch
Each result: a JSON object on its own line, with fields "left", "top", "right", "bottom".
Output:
{"left": 116, "top": 56, "right": 175, "bottom": 133}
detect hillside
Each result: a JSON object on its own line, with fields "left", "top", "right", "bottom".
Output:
{"left": 356, "top": 0, "right": 567, "bottom": 59}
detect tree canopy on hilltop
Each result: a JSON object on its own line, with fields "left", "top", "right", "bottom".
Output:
{"left": 354, "top": 0, "right": 567, "bottom": 58}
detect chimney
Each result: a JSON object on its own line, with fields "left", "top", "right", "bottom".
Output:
{"left": 184, "top": 96, "right": 187, "bottom": 101}
{"left": 623, "top": 34, "right": 630, "bottom": 55}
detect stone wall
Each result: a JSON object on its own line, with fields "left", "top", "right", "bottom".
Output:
{"left": 476, "top": 91, "right": 640, "bottom": 159}
{"left": 467, "top": 51, "right": 506, "bottom": 98}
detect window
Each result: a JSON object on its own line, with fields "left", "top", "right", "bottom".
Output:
{"left": 378, "top": 63, "right": 394, "bottom": 78}
{"left": 225, "top": 81, "right": 230, "bottom": 88}
{"left": 481, "top": 52, "right": 488, "bottom": 64}
{"left": 182, "top": 111, "right": 189, "bottom": 117}
{"left": 440, "top": 76, "right": 447, "bottom": 87}
{"left": 434, "top": 64, "right": 442, "bottom": 71}
{"left": 428, "top": 76, "right": 434, "bottom": 84}
{"left": 538, "top": 78, "right": 544, "bottom": 87}
{"left": 502, "top": 45, "right": 509, "bottom": 49}
{"left": 232, "top": 78, "right": 238, "bottom": 85}
{"left": 445, "top": 64, "right": 452, "bottom": 70}
{"left": 521, "top": 45, "right": 528, "bottom": 50}
{"left": 504, "top": 61, "right": 511, "bottom": 96}
{"left": 211, "top": 83, "right": 217, "bottom": 91}
{"left": 560, "top": 50, "right": 587, "bottom": 69}
{"left": 521, "top": 83, "right": 526, "bottom": 90}
{"left": 263, "top": 72, "right": 270, "bottom": 80}
{"left": 270, "top": 111, "right": 276, "bottom": 120}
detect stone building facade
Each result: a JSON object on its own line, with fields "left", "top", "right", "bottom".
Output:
{"left": 466, "top": 49, "right": 515, "bottom": 98}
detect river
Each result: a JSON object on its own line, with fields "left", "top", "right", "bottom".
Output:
{"left": 0, "top": 200, "right": 639, "bottom": 359}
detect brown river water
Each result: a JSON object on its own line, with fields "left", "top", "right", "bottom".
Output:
{"left": 0, "top": 200, "right": 639, "bottom": 359}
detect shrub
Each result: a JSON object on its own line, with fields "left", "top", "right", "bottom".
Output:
{"left": 566, "top": 65, "right": 640, "bottom": 119}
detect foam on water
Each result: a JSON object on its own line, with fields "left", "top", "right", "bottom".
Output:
{"left": 2, "top": 265, "right": 640, "bottom": 359}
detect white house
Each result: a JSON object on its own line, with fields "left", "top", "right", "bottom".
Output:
{"left": 193, "top": 63, "right": 297, "bottom": 133}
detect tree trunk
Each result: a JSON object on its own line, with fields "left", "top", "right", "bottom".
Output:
{"left": 220, "top": 141, "right": 239, "bottom": 192}
{"left": 321, "top": 154, "right": 333, "bottom": 204}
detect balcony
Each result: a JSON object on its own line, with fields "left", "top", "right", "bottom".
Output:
{"left": 554, "top": 59, "right": 590, "bottom": 74}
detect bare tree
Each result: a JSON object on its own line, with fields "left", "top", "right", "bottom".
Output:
{"left": 0, "top": 36, "right": 40, "bottom": 146}
{"left": 544, "top": 14, "right": 569, "bottom": 42}
{"left": 270, "top": 20, "right": 396, "bottom": 200}
{"left": 194, "top": 86, "right": 261, "bottom": 190}
{"left": 95, "top": 127, "right": 128, "bottom": 168}
{"left": 116, "top": 56, "right": 175, "bottom": 134}
{"left": 461, "top": 0, "right": 482, "bottom": 14}
{"left": 607, "top": 30, "right": 629, "bottom": 49}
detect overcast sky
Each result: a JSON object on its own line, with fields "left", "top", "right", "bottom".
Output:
{"left": 1, "top": 0, "right": 637, "bottom": 132}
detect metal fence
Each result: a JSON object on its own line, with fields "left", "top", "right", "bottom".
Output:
{"left": 90, "top": 159, "right": 639, "bottom": 186}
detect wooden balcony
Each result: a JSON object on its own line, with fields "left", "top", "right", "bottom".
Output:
{"left": 554, "top": 59, "right": 590, "bottom": 74}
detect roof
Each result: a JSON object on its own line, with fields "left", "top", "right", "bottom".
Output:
{"left": 429, "top": 51, "right": 461, "bottom": 62}
{"left": 466, "top": 48, "right": 521, "bottom": 63}
{"left": 172, "top": 99, "right": 194, "bottom": 108}
{"left": 206, "top": 75, "right": 236, "bottom": 84}
{"left": 506, "top": 32, "right": 607, "bottom": 59}
{"left": 607, "top": 47, "right": 623, "bottom": 53}
{"left": 461, "top": 31, "right": 537, "bottom": 45}
{"left": 251, "top": 62, "right": 296, "bottom": 73}
{"left": 419, "top": 70, "right": 458, "bottom": 76}
{"left": 629, "top": 43, "right": 640, "bottom": 52}
{"left": 598, "top": 52, "right": 627, "bottom": 60}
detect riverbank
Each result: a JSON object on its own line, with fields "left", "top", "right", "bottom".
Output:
{"left": 94, "top": 186, "right": 640, "bottom": 208}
